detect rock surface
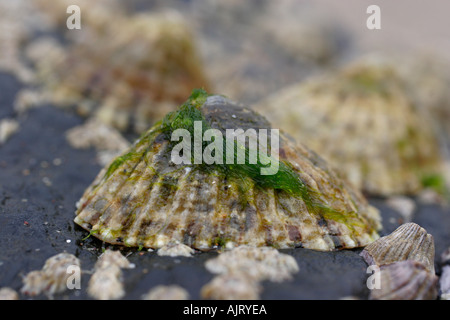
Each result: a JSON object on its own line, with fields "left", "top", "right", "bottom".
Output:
{"left": 0, "top": 76, "right": 450, "bottom": 299}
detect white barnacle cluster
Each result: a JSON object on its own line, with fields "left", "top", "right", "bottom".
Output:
{"left": 201, "top": 245, "right": 299, "bottom": 300}
{"left": 21, "top": 252, "right": 80, "bottom": 298}
{"left": 87, "top": 249, "right": 134, "bottom": 300}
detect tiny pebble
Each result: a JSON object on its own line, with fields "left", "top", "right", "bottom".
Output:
{"left": 42, "top": 177, "right": 52, "bottom": 187}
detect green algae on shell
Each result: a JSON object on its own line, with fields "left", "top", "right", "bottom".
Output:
{"left": 256, "top": 58, "right": 446, "bottom": 196}
{"left": 75, "top": 90, "right": 381, "bottom": 251}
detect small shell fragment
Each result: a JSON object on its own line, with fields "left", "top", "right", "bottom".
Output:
{"left": 21, "top": 253, "right": 81, "bottom": 297}
{"left": 0, "top": 118, "right": 19, "bottom": 145}
{"left": 201, "top": 274, "right": 262, "bottom": 300}
{"left": 157, "top": 242, "right": 195, "bottom": 258}
{"left": 360, "top": 223, "right": 435, "bottom": 274}
{"left": 0, "top": 287, "right": 19, "bottom": 300}
{"left": 142, "top": 285, "right": 189, "bottom": 300}
{"left": 369, "top": 260, "right": 438, "bottom": 300}
{"left": 94, "top": 249, "right": 134, "bottom": 270}
{"left": 205, "top": 245, "right": 299, "bottom": 283}
{"left": 26, "top": 5, "right": 210, "bottom": 133}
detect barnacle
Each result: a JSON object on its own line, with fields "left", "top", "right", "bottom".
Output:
{"left": 74, "top": 90, "right": 380, "bottom": 251}
{"left": 369, "top": 260, "right": 438, "bottom": 300}
{"left": 360, "top": 223, "right": 435, "bottom": 274}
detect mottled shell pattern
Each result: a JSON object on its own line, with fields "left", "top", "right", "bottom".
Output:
{"left": 256, "top": 58, "right": 445, "bottom": 196}
{"left": 75, "top": 90, "right": 381, "bottom": 251}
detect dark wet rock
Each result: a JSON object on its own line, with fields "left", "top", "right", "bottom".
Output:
{"left": 368, "top": 198, "right": 405, "bottom": 236}
{"left": 413, "top": 202, "right": 450, "bottom": 266}
{"left": 0, "top": 72, "right": 23, "bottom": 119}
{"left": 261, "top": 248, "right": 370, "bottom": 299}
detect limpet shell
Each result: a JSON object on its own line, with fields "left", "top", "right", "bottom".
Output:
{"left": 360, "top": 223, "right": 435, "bottom": 274}
{"left": 256, "top": 58, "right": 445, "bottom": 196}
{"left": 0, "top": 118, "right": 19, "bottom": 145}
{"left": 75, "top": 90, "right": 381, "bottom": 251}
{"left": 369, "top": 260, "right": 438, "bottom": 300}
{"left": 398, "top": 55, "right": 450, "bottom": 142}
{"left": 26, "top": 6, "right": 209, "bottom": 133}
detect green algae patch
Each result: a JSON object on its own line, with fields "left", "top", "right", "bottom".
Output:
{"left": 159, "top": 89, "right": 310, "bottom": 200}
{"left": 421, "top": 173, "right": 447, "bottom": 195}
{"left": 104, "top": 151, "right": 136, "bottom": 179}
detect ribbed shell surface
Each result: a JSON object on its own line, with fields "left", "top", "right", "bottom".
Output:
{"left": 75, "top": 95, "right": 380, "bottom": 251}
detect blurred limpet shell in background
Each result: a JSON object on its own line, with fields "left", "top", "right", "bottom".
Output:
{"left": 397, "top": 55, "right": 450, "bottom": 191}
{"left": 256, "top": 57, "right": 446, "bottom": 196}
{"left": 26, "top": 2, "right": 210, "bottom": 133}
{"left": 74, "top": 90, "right": 380, "bottom": 252}
{"left": 0, "top": 0, "right": 51, "bottom": 82}
{"left": 398, "top": 55, "right": 450, "bottom": 142}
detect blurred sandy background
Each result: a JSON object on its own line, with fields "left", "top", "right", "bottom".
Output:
{"left": 311, "top": 0, "right": 450, "bottom": 60}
